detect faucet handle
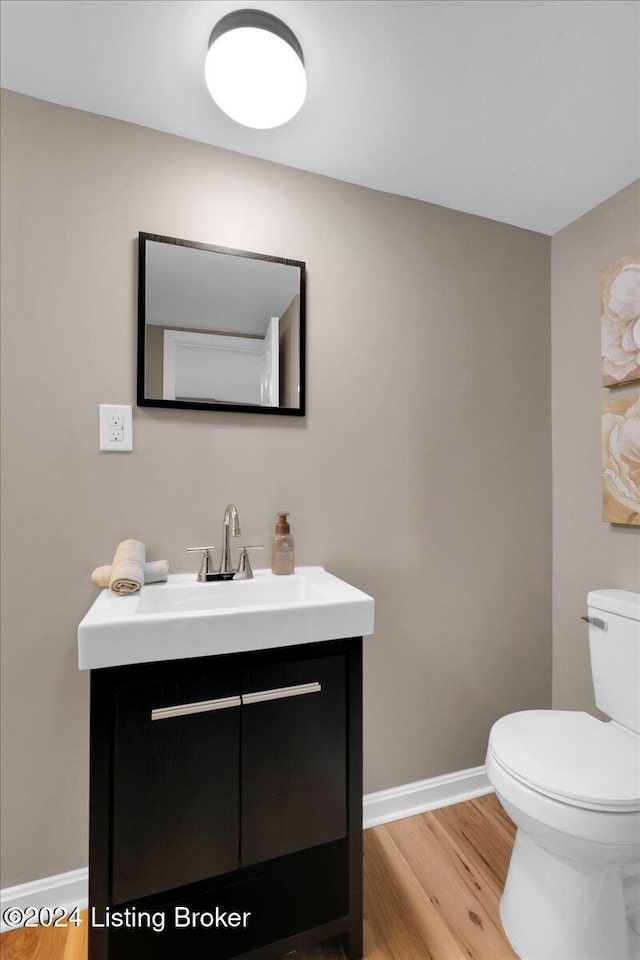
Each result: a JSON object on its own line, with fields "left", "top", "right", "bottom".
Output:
{"left": 186, "top": 546, "right": 217, "bottom": 582}
{"left": 234, "top": 545, "right": 263, "bottom": 581}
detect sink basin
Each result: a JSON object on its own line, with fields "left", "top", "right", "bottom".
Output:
{"left": 78, "top": 566, "right": 374, "bottom": 670}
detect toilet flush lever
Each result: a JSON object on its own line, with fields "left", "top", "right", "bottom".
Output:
{"left": 581, "top": 616, "right": 607, "bottom": 631}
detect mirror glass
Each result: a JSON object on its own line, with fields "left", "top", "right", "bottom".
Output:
{"left": 139, "top": 234, "right": 305, "bottom": 415}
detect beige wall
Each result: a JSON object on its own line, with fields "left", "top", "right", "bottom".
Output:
{"left": 0, "top": 90, "right": 552, "bottom": 887}
{"left": 279, "top": 295, "right": 300, "bottom": 407}
{"left": 146, "top": 323, "right": 163, "bottom": 398}
{"left": 551, "top": 181, "right": 640, "bottom": 715}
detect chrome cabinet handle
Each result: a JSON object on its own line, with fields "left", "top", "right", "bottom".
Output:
{"left": 242, "top": 682, "right": 322, "bottom": 705}
{"left": 151, "top": 695, "right": 241, "bottom": 721}
{"left": 581, "top": 615, "right": 607, "bottom": 631}
{"left": 151, "top": 682, "right": 321, "bottom": 719}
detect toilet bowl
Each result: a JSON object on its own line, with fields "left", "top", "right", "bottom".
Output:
{"left": 486, "top": 590, "right": 640, "bottom": 960}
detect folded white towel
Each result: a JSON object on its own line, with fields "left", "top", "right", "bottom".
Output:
{"left": 108, "top": 539, "right": 145, "bottom": 595}
{"left": 91, "top": 559, "right": 169, "bottom": 589}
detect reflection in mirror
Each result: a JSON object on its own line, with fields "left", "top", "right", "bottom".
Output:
{"left": 139, "top": 235, "right": 305, "bottom": 415}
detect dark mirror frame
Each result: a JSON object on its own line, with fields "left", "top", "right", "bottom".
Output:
{"left": 137, "top": 232, "right": 306, "bottom": 416}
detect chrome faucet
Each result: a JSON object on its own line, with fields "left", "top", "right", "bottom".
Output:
{"left": 234, "top": 545, "right": 263, "bottom": 580}
{"left": 188, "top": 505, "right": 262, "bottom": 581}
{"left": 220, "top": 504, "right": 241, "bottom": 574}
{"left": 186, "top": 546, "right": 217, "bottom": 582}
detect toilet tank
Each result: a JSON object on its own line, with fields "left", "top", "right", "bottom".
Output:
{"left": 587, "top": 589, "right": 640, "bottom": 734}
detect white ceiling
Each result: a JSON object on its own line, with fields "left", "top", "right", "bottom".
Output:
{"left": 146, "top": 240, "right": 300, "bottom": 335}
{"left": 1, "top": 0, "right": 638, "bottom": 234}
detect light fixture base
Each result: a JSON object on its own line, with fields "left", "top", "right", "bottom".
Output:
{"left": 208, "top": 9, "right": 304, "bottom": 64}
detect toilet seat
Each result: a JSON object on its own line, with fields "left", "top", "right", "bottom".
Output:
{"left": 486, "top": 746, "right": 640, "bottom": 851}
{"left": 489, "top": 710, "right": 640, "bottom": 813}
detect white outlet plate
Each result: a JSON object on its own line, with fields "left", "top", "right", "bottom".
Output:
{"left": 99, "top": 405, "right": 132, "bottom": 452}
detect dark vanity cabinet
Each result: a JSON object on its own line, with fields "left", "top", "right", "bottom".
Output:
{"left": 111, "top": 667, "right": 242, "bottom": 903}
{"left": 89, "top": 638, "right": 362, "bottom": 960}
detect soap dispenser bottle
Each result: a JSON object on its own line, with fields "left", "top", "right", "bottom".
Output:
{"left": 271, "top": 512, "right": 294, "bottom": 575}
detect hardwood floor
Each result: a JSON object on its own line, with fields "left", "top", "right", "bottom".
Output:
{"left": 0, "top": 794, "right": 517, "bottom": 960}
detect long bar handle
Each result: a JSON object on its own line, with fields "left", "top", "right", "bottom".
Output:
{"left": 151, "top": 695, "right": 241, "bottom": 721}
{"left": 581, "top": 615, "right": 607, "bottom": 631}
{"left": 242, "top": 682, "right": 321, "bottom": 706}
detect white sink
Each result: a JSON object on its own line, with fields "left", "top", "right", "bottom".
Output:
{"left": 78, "top": 566, "right": 375, "bottom": 670}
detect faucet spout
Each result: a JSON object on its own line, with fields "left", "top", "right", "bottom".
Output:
{"left": 220, "top": 504, "right": 241, "bottom": 574}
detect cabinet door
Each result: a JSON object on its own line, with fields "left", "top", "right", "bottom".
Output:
{"left": 241, "top": 653, "right": 347, "bottom": 867}
{"left": 112, "top": 669, "right": 241, "bottom": 904}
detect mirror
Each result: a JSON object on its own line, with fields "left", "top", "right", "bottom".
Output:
{"left": 138, "top": 233, "right": 305, "bottom": 415}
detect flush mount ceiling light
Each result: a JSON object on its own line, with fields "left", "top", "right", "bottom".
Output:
{"left": 205, "top": 9, "right": 306, "bottom": 129}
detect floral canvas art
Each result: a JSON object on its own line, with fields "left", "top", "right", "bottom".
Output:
{"left": 602, "top": 394, "right": 640, "bottom": 525}
{"left": 601, "top": 255, "right": 640, "bottom": 387}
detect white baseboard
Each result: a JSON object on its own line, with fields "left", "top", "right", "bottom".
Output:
{"left": 0, "top": 766, "right": 491, "bottom": 932}
{"left": 0, "top": 867, "right": 88, "bottom": 933}
{"left": 363, "top": 764, "right": 492, "bottom": 829}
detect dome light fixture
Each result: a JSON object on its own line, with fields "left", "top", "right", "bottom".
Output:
{"left": 205, "top": 9, "right": 306, "bottom": 129}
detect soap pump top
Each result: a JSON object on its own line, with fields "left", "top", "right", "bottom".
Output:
{"left": 275, "top": 512, "right": 290, "bottom": 534}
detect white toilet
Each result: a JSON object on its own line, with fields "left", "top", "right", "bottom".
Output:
{"left": 486, "top": 589, "right": 640, "bottom": 960}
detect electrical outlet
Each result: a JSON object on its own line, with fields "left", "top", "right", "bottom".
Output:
{"left": 99, "top": 405, "right": 132, "bottom": 452}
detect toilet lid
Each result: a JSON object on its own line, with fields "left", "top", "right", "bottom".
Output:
{"left": 489, "top": 711, "right": 640, "bottom": 811}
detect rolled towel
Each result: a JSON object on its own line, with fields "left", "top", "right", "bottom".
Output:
{"left": 108, "top": 539, "right": 145, "bottom": 595}
{"left": 91, "top": 559, "right": 169, "bottom": 589}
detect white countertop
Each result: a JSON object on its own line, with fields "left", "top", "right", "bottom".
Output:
{"left": 78, "top": 566, "right": 375, "bottom": 670}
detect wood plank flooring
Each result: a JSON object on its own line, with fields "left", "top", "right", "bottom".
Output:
{"left": 0, "top": 794, "right": 517, "bottom": 960}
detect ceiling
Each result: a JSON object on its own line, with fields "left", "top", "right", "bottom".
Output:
{"left": 1, "top": 0, "right": 638, "bottom": 234}
{"left": 146, "top": 240, "right": 300, "bottom": 335}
